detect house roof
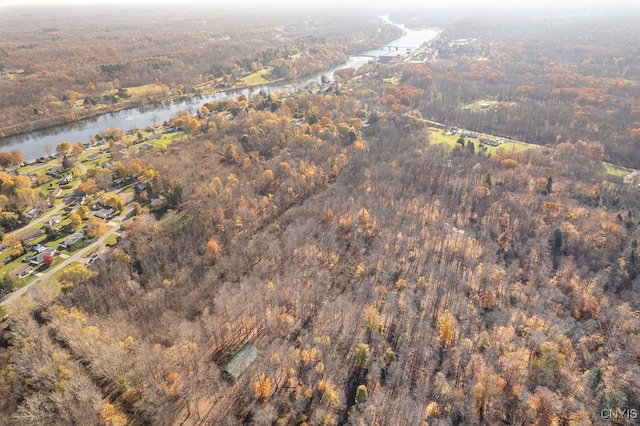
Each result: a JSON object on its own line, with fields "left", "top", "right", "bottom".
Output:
{"left": 61, "top": 232, "right": 83, "bottom": 247}
{"left": 30, "top": 248, "right": 56, "bottom": 265}
{"left": 222, "top": 344, "right": 258, "bottom": 381}
{"left": 94, "top": 208, "right": 114, "bottom": 219}
{"left": 10, "top": 264, "right": 32, "bottom": 277}
{"left": 18, "top": 228, "right": 41, "bottom": 242}
{"left": 46, "top": 216, "right": 62, "bottom": 226}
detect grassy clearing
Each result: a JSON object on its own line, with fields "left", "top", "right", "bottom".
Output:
{"left": 427, "top": 127, "right": 537, "bottom": 154}
{"left": 12, "top": 272, "right": 39, "bottom": 290}
{"left": 604, "top": 163, "right": 631, "bottom": 177}
{"left": 124, "top": 83, "right": 170, "bottom": 97}
{"left": 63, "top": 239, "right": 91, "bottom": 255}
{"left": 239, "top": 69, "right": 271, "bottom": 86}
{"left": 0, "top": 255, "right": 29, "bottom": 277}
{"left": 104, "top": 234, "right": 119, "bottom": 246}
{"left": 19, "top": 159, "right": 61, "bottom": 175}
{"left": 383, "top": 77, "right": 400, "bottom": 85}
{"left": 0, "top": 251, "right": 66, "bottom": 289}
{"left": 151, "top": 131, "right": 186, "bottom": 149}
{"left": 463, "top": 100, "right": 517, "bottom": 113}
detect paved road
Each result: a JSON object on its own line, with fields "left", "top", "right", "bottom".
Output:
{"left": 17, "top": 160, "right": 88, "bottom": 232}
{"left": 1, "top": 212, "right": 124, "bottom": 307}
{"left": 1, "top": 157, "right": 129, "bottom": 308}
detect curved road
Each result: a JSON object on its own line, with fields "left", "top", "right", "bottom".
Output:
{"left": 1, "top": 155, "right": 130, "bottom": 307}
{"left": 1, "top": 212, "right": 124, "bottom": 307}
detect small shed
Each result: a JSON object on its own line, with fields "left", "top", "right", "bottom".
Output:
{"left": 222, "top": 344, "right": 258, "bottom": 382}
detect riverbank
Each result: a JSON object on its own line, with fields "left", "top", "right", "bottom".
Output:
{"left": 0, "top": 19, "right": 433, "bottom": 159}
{"left": 0, "top": 60, "right": 362, "bottom": 143}
{"left": 0, "top": 82, "right": 261, "bottom": 142}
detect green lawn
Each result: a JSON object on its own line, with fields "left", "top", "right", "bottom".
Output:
{"left": 427, "top": 127, "right": 537, "bottom": 154}
{"left": 238, "top": 69, "right": 271, "bottom": 86}
{"left": 0, "top": 255, "right": 30, "bottom": 277}
{"left": 19, "top": 161, "right": 56, "bottom": 175}
{"left": 150, "top": 131, "right": 186, "bottom": 149}
{"left": 604, "top": 163, "right": 631, "bottom": 178}
{"left": 104, "top": 234, "right": 118, "bottom": 246}
{"left": 48, "top": 227, "right": 80, "bottom": 249}
{"left": 0, "top": 250, "right": 66, "bottom": 290}
{"left": 463, "top": 100, "right": 518, "bottom": 113}
{"left": 63, "top": 239, "right": 91, "bottom": 254}
{"left": 12, "top": 272, "right": 39, "bottom": 289}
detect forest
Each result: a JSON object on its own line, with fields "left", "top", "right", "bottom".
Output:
{"left": 0, "top": 5, "right": 400, "bottom": 138}
{"left": 419, "top": 11, "right": 640, "bottom": 169}
{"left": 1, "top": 4, "right": 640, "bottom": 426}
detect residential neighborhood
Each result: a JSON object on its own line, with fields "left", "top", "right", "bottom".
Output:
{"left": 0, "top": 126, "right": 173, "bottom": 304}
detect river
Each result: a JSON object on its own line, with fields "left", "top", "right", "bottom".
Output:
{"left": 0, "top": 17, "right": 439, "bottom": 160}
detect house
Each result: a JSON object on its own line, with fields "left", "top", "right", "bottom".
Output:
{"left": 136, "top": 182, "right": 149, "bottom": 192}
{"left": 94, "top": 208, "right": 115, "bottom": 220}
{"left": 29, "top": 248, "right": 57, "bottom": 266}
{"left": 10, "top": 264, "right": 32, "bottom": 278}
{"left": 31, "top": 244, "right": 47, "bottom": 253}
{"left": 459, "top": 130, "right": 478, "bottom": 139}
{"left": 50, "top": 188, "right": 63, "bottom": 199}
{"left": 25, "top": 209, "right": 40, "bottom": 221}
{"left": 46, "top": 167, "right": 64, "bottom": 177}
{"left": 59, "top": 232, "right": 84, "bottom": 249}
{"left": 59, "top": 175, "right": 75, "bottom": 185}
{"left": 18, "top": 228, "right": 41, "bottom": 243}
{"left": 83, "top": 153, "right": 101, "bottom": 162}
{"left": 222, "top": 344, "right": 259, "bottom": 382}
{"left": 480, "top": 138, "right": 502, "bottom": 147}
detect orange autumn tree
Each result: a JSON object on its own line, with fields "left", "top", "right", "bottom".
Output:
{"left": 206, "top": 238, "right": 220, "bottom": 260}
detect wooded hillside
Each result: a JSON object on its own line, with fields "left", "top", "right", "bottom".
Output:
{"left": 421, "top": 12, "right": 640, "bottom": 169}
{"left": 0, "top": 6, "right": 400, "bottom": 138}
{"left": 1, "top": 8, "right": 639, "bottom": 426}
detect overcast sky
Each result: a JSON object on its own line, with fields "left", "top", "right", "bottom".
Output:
{"left": 1, "top": 0, "right": 637, "bottom": 17}
{"left": 0, "top": 0, "right": 634, "bottom": 6}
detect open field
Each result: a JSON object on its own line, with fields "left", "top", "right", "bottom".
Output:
{"left": 123, "top": 83, "right": 170, "bottom": 98}
{"left": 150, "top": 131, "right": 187, "bottom": 148}
{"left": 427, "top": 126, "right": 537, "bottom": 153}
{"left": 604, "top": 162, "right": 631, "bottom": 177}
{"left": 463, "top": 99, "right": 518, "bottom": 113}
{"left": 238, "top": 69, "right": 272, "bottom": 86}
